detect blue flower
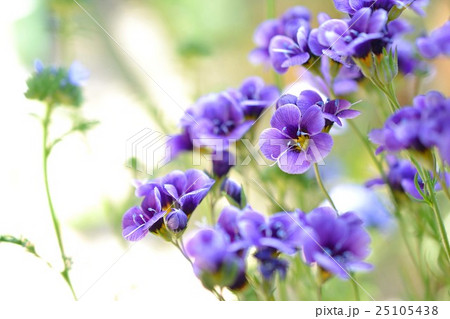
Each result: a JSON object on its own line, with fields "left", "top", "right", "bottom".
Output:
{"left": 122, "top": 169, "right": 214, "bottom": 241}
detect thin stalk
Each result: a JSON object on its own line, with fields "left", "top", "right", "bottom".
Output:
{"left": 313, "top": 163, "right": 338, "bottom": 212}
{"left": 42, "top": 104, "right": 76, "bottom": 300}
{"left": 351, "top": 278, "right": 360, "bottom": 301}
{"left": 411, "top": 158, "right": 450, "bottom": 264}
{"left": 425, "top": 172, "right": 450, "bottom": 264}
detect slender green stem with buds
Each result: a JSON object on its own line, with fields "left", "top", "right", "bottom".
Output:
{"left": 42, "top": 103, "right": 77, "bottom": 300}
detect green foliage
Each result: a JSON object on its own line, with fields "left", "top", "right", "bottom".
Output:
{"left": 24, "top": 65, "right": 83, "bottom": 107}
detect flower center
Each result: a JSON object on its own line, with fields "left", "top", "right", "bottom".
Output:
{"left": 295, "top": 134, "right": 310, "bottom": 151}
{"left": 212, "top": 119, "right": 235, "bottom": 135}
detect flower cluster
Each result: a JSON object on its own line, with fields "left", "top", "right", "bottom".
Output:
{"left": 369, "top": 91, "right": 450, "bottom": 164}
{"left": 416, "top": 21, "right": 450, "bottom": 59}
{"left": 187, "top": 205, "right": 372, "bottom": 289}
{"left": 168, "top": 76, "right": 279, "bottom": 177}
{"left": 25, "top": 60, "right": 89, "bottom": 107}
{"left": 122, "top": 169, "right": 214, "bottom": 241}
{"left": 260, "top": 90, "right": 359, "bottom": 174}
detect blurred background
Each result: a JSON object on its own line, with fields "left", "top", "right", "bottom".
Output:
{"left": 1, "top": 0, "right": 449, "bottom": 302}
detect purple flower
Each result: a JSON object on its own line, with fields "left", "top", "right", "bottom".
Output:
{"left": 186, "top": 228, "right": 247, "bottom": 290}
{"left": 416, "top": 21, "right": 450, "bottom": 59}
{"left": 249, "top": 7, "right": 311, "bottom": 66}
{"left": 184, "top": 92, "right": 254, "bottom": 151}
{"left": 277, "top": 90, "right": 360, "bottom": 131}
{"left": 260, "top": 104, "right": 333, "bottom": 174}
{"left": 229, "top": 77, "right": 280, "bottom": 119}
{"left": 300, "top": 207, "right": 373, "bottom": 279}
{"left": 310, "top": 8, "right": 388, "bottom": 60}
{"left": 370, "top": 91, "right": 450, "bottom": 163}
{"left": 122, "top": 169, "right": 214, "bottom": 241}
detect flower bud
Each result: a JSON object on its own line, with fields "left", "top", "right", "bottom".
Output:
{"left": 166, "top": 209, "right": 188, "bottom": 233}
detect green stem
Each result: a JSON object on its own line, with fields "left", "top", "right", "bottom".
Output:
{"left": 313, "top": 163, "right": 338, "bottom": 212}
{"left": 425, "top": 172, "right": 450, "bottom": 264}
{"left": 351, "top": 278, "right": 360, "bottom": 301}
{"left": 42, "top": 104, "right": 77, "bottom": 300}
{"left": 411, "top": 158, "right": 450, "bottom": 264}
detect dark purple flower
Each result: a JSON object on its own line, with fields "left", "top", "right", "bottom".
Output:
{"left": 229, "top": 76, "right": 280, "bottom": 119}
{"left": 254, "top": 248, "right": 289, "bottom": 280}
{"left": 221, "top": 178, "right": 243, "bottom": 208}
{"left": 260, "top": 104, "right": 333, "bottom": 174}
{"left": 417, "top": 21, "right": 450, "bottom": 59}
{"left": 186, "top": 92, "right": 254, "bottom": 151}
{"left": 301, "top": 207, "right": 373, "bottom": 279}
{"left": 310, "top": 8, "right": 388, "bottom": 60}
{"left": 123, "top": 169, "right": 214, "bottom": 241}
{"left": 186, "top": 228, "right": 247, "bottom": 290}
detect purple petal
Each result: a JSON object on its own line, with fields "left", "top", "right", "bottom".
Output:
{"left": 338, "top": 109, "right": 361, "bottom": 119}
{"left": 307, "top": 133, "right": 333, "bottom": 163}
{"left": 278, "top": 150, "right": 312, "bottom": 174}
{"left": 259, "top": 128, "right": 290, "bottom": 161}
{"left": 270, "top": 104, "right": 301, "bottom": 137}
{"left": 301, "top": 106, "right": 325, "bottom": 135}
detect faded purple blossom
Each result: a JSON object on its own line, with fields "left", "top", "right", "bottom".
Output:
{"left": 122, "top": 169, "right": 214, "bottom": 241}
{"left": 416, "top": 21, "right": 450, "bottom": 59}
{"left": 229, "top": 77, "right": 280, "bottom": 119}
{"left": 250, "top": 7, "right": 311, "bottom": 66}
{"left": 260, "top": 104, "right": 333, "bottom": 174}
{"left": 300, "top": 207, "right": 373, "bottom": 279}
